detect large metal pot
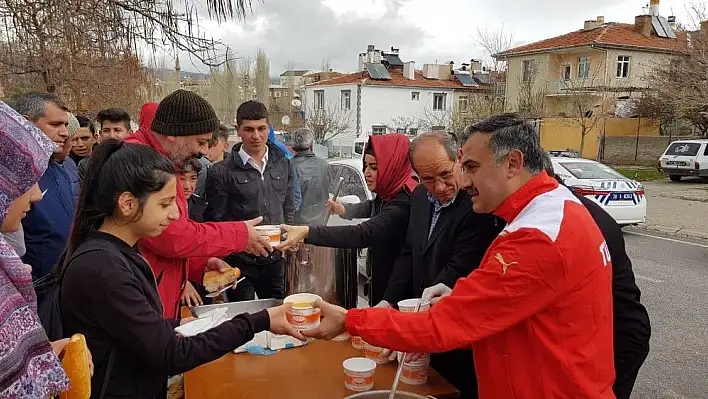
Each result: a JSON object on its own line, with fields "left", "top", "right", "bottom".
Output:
{"left": 284, "top": 243, "right": 358, "bottom": 309}
{"left": 344, "top": 391, "right": 436, "bottom": 399}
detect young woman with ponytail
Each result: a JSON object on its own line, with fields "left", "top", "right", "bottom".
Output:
{"left": 59, "top": 140, "right": 303, "bottom": 399}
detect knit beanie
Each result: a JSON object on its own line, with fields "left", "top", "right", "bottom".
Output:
{"left": 151, "top": 90, "right": 220, "bottom": 136}
{"left": 67, "top": 112, "right": 79, "bottom": 137}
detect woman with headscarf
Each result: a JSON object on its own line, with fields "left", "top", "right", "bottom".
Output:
{"left": 279, "top": 133, "right": 417, "bottom": 305}
{"left": 0, "top": 101, "right": 70, "bottom": 397}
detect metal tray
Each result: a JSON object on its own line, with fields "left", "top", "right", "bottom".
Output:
{"left": 190, "top": 298, "right": 279, "bottom": 318}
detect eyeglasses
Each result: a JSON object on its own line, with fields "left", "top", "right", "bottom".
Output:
{"left": 420, "top": 171, "right": 455, "bottom": 185}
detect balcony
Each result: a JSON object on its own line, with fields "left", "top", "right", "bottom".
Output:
{"left": 548, "top": 78, "right": 604, "bottom": 96}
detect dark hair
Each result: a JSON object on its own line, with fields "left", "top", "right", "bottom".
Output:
{"left": 182, "top": 157, "right": 202, "bottom": 174}
{"left": 462, "top": 113, "right": 545, "bottom": 174}
{"left": 75, "top": 115, "right": 96, "bottom": 134}
{"left": 96, "top": 108, "right": 132, "bottom": 131}
{"left": 64, "top": 140, "right": 175, "bottom": 261}
{"left": 236, "top": 100, "right": 269, "bottom": 126}
{"left": 364, "top": 142, "right": 375, "bottom": 156}
{"left": 208, "top": 124, "right": 230, "bottom": 148}
{"left": 14, "top": 92, "right": 69, "bottom": 122}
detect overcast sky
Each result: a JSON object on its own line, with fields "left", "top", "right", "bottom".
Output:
{"left": 176, "top": 0, "right": 695, "bottom": 75}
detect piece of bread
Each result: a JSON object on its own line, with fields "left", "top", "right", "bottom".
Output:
{"left": 203, "top": 267, "right": 241, "bottom": 292}
{"left": 59, "top": 334, "right": 91, "bottom": 399}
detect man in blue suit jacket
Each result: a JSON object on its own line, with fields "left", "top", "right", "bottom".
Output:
{"left": 14, "top": 93, "right": 78, "bottom": 283}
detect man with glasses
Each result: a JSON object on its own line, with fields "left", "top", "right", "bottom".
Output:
{"left": 377, "top": 131, "right": 502, "bottom": 398}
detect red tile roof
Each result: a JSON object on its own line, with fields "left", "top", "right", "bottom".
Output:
{"left": 497, "top": 23, "right": 687, "bottom": 57}
{"left": 306, "top": 69, "right": 488, "bottom": 90}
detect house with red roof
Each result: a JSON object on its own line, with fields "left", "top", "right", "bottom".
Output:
{"left": 302, "top": 45, "right": 496, "bottom": 148}
{"left": 496, "top": 3, "right": 687, "bottom": 117}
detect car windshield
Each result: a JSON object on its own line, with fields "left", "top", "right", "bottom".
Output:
{"left": 664, "top": 142, "right": 702, "bottom": 156}
{"left": 558, "top": 162, "right": 625, "bottom": 180}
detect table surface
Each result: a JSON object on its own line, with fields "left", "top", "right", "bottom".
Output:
{"left": 183, "top": 339, "right": 460, "bottom": 399}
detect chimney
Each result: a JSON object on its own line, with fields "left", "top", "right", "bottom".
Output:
{"left": 650, "top": 0, "right": 659, "bottom": 16}
{"left": 668, "top": 15, "right": 677, "bottom": 29}
{"left": 403, "top": 61, "right": 415, "bottom": 80}
{"left": 701, "top": 20, "right": 708, "bottom": 32}
{"left": 470, "top": 59, "right": 483, "bottom": 72}
{"left": 596, "top": 16, "right": 605, "bottom": 25}
{"left": 584, "top": 20, "right": 598, "bottom": 30}
{"left": 357, "top": 53, "right": 365, "bottom": 72}
{"left": 635, "top": 15, "right": 653, "bottom": 36}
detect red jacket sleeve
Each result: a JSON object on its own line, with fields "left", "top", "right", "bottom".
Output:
{"left": 187, "top": 257, "right": 209, "bottom": 282}
{"left": 139, "top": 197, "right": 249, "bottom": 260}
{"left": 345, "top": 230, "right": 567, "bottom": 353}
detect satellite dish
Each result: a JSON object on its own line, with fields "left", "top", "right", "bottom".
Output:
{"left": 291, "top": 99, "right": 302, "bottom": 107}
{"left": 282, "top": 115, "right": 291, "bottom": 126}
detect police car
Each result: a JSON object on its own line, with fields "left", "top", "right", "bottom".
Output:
{"left": 551, "top": 156, "right": 647, "bottom": 226}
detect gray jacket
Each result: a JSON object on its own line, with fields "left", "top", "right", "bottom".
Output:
{"left": 292, "top": 150, "right": 330, "bottom": 225}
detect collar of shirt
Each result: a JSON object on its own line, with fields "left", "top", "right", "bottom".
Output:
{"left": 238, "top": 146, "right": 269, "bottom": 174}
{"left": 426, "top": 191, "right": 457, "bottom": 212}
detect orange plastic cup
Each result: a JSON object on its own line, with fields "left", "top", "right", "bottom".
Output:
{"left": 343, "top": 357, "right": 376, "bottom": 392}
{"left": 285, "top": 307, "right": 321, "bottom": 331}
{"left": 363, "top": 342, "right": 392, "bottom": 364}
{"left": 400, "top": 354, "right": 430, "bottom": 385}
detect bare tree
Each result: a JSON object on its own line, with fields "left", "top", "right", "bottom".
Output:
{"left": 476, "top": 25, "right": 514, "bottom": 73}
{"left": 641, "top": 15, "right": 708, "bottom": 137}
{"left": 515, "top": 61, "right": 546, "bottom": 119}
{"left": 383, "top": 116, "right": 425, "bottom": 135}
{"left": 320, "top": 57, "right": 331, "bottom": 72}
{"left": 254, "top": 48, "right": 270, "bottom": 104}
{"left": 305, "top": 101, "right": 352, "bottom": 144}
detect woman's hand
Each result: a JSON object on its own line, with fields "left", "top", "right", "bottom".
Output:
{"left": 180, "top": 281, "right": 203, "bottom": 307}
{"left": 277, "top": 225, "right": 309, "bottom": 251}
{"left": 326, "top": 199, "right": 346, "bottom": 216}
{"left": 266, "top": 303, "right": 306, "bottom": 341}
{"left": 51, "top": 338, "right": 70, "bottom": 356}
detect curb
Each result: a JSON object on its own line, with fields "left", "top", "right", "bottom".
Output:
{"left": 658, "top": 194, "right": 708, "bottom": 203}
{"left": 634, "top": 223, "right": 708, "bottom": 240}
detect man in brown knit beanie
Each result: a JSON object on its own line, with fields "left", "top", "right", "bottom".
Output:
{"left": 125, "top": 89, "right": 272, "bottom": 320}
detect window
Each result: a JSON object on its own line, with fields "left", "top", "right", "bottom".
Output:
{"left": 562, "top": 64, "right": 572, "bottom": 81}
{"left": 433, "top": 93, "right": 446, "bottom": 111}
{"left": 409, "top": 128, "right": 418, "bottom": 136}
{"left": 411, "top": 92, "right": 420, "bottom": 101}
{"left": 274, "top": 91, "right": 281, "bottom": 98}
{"left": 396, "top": 128, "right": 406, "bottom": 134}
{"left": 341, "top": 90, "right": 351, "bottom": 110}
{"left": 372, "top": 125, "right": 387, "bottom": 135}
{"left": 521, "top": 60, "right": 535, "bottom": 83}
{"left": 338, "top": 165, "right": 368, "bottom": 203}
{"left": 314, "top": 90, "right": 325, "bottom": 110}
{"left": 431, "top": 125, "right": 446, "bottom": 131}
{"left": 617, "top": 56, "right": 631, "bottom": 78}
{"left": 458, "top": 96, "right": 469, "bottom": 112}
{"left": 283, "top": 91, "right": 289, "bottom": 97}
{"left": 558, "top": 162, "right": 625, "bottom": 180}
{"left": 665, "top": 142, "right": 701, "bottom": 156}
{"left": 578, "top": 56, "right": 590, "bottom": 79}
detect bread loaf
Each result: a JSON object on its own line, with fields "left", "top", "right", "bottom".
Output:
{"left": 59, "top": 334, "right": 91, "bottom": 399}
{"left": 203, "top": 267, "right": 241, "bottom": 292}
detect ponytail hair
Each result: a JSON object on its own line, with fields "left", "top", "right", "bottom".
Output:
{"left": 63, "top": 139, "right": 175, "bottom": 263}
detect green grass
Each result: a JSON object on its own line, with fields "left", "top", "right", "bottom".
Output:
{"left": 613, "top": 167, "right": 665, "bottom": 182}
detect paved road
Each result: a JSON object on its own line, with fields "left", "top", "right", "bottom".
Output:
{"left": 625, "top": 229, "right": 708, "bottom": 398}
{"left": 642, "top": 178, "right": 708, "bottom": 238}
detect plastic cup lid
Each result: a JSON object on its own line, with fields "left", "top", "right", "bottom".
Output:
{"left": 343, "top": 357, "right": 377, "bottom": 372}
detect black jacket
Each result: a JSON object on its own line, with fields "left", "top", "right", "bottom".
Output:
{"left": 187, "top": 194, "right": 207, "bottom": 222}
{"left": 292, "top": 150, "right": 330, "bottom": 225}
{"left": 383, "top": 187, "right": 503, "bottom": 304}
{"left": 575, "top": 194, "right": 651, "bottom": 353}
{"left": 204, "top": 143, "right": 295, "bottom": 265}
{"left": 205, "top": 142, "right": 295, "bottom": 226}
{"left": 306, "top": 188, "right": 411, "bottom": 305}
{"left": 60, "top": 232, "right": 270, "bottom": 399}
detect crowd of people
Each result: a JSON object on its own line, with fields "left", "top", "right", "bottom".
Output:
{"left": 0, "top": 88, "right": 651, "bottom": 399}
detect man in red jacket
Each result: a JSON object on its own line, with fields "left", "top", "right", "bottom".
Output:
{"left": 306, "top": 114, "right": 616, "bottom": 399}
{"left": 125, "top": 91, "right": 271, "bottom": 319}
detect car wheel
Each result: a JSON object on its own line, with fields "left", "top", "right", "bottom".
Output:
{"left": 669, "top": 175, "right": 682, "bottom": 182}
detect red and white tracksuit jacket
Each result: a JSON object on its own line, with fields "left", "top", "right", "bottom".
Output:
{"left": 346, "top": 172, "right": 616, "bottom": 398}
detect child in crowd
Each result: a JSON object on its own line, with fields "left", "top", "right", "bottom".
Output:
{"left": 59, "top": 139, "right": 302, "bottom": 398}
{"left": 181, "top": 158, "right": 207, "bottom": 222}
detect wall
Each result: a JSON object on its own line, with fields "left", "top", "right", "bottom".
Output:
{"left": 604, "top": 118, "right": 660, "bottom": 137}
{"left": 603, "top": 49, "right": 671, "bottom": 90}
{"left": 358, "top": 85, "right": 454, "bottom": 143}
{"left": 302, "top": 84, "right": 358, "bottom": 145}
{"left": 539, "top": 118, "right": 600, "bottom": 159}
{"left": 602, "top": 136, "right": 673, "bottom": 166}
{"left": 504, "top": 53, "right": 550, "bottom": 112}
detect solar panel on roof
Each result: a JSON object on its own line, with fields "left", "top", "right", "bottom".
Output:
{"left": 455, "top": 73, "right": 478, "bottom": 87}
{"left": 364, "top": 62, "right": 391, "bottom": 80}
{"left": 657, "top": 16, "right": 677, "bottom": 39}
{"left": 383, "top": 54, "right": 404, "bottom": 67}
{"left": 651, "top": 16, "right": 669, "bottom": 38}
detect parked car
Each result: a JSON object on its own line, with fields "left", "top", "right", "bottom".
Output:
{"left": 658, "top": 139, "right": 708, "bottom": 181}
{"left": 551, "top": 157, "right": 647, "bottom": 226}
{"left": 327, "top": 158, "right": 373, "bottom": 279}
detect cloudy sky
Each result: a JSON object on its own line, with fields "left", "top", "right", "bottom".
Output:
{"left": 177, "top": 0, "right": 695, "bottom": 75}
